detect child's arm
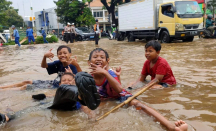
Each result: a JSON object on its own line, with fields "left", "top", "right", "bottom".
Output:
{"left": 80, "top": 105, "right": 96, "bottom": 119}
{"left": 155, "top": 75, "right": 164, "bottom": 83}
{"left": 41, "top": 49, "right": 54, "bottom": 68}
{"left": 90, "top": 63, "right": 123, "bottom": 93}
{"left": 128, "top": 61, "right": 149, "bottom": 88}
{"left": 128, "top": 74, "right": 147, "bottom": 88}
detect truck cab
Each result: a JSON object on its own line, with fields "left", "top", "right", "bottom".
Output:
{"left": 158, "top": 1, "right": 203, "bottom": 43}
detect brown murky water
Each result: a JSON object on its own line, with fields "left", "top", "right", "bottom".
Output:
{"left": 0, "top": 38, "right": 216, "bottom": 131}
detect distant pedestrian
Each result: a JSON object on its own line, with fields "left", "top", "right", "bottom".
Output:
{"left": 41, "top": 28, "right": 48, "bottom": 44}
{"left": 70, "top": 23, "right": 77, "bottom": 43}
{"left": 64, "top": 23, "right": 71, "bottom": 44}
{"left": 26, "top": 26, "right": 36, "bottom": 45}
{"left": 11, "top": 25, "right": 21, "bottom": 47}
{"left": 112, "top": 24, "right": 116, "bottom": 40}
{"left": 52, "top": 30, "right": 56, "bottom": 35}
{"left": 94, "top": 19, "right": 100, "bottom": 45}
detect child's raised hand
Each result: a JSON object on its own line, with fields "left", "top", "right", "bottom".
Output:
{"left": 67, "top": 56, "right": 78, "bottom": 66}
{"left": 89, "top": 63, "right": 107, "bottom": 75}
{"left": 65, "top": 66, "right": 73, "bottom": 74}
{"left": 44, "top": 49, "right": 54, "bottom": 61}
{"left": 112, "top": 66, "right": 121, "bottom": 76}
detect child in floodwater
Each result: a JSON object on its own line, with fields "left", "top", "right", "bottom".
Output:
{"left": 0, "top": 45, "right": 82, "bottom": 90}
{"left": 128, "top": 40, "right": 176, "bottom": 89}
{"left": 88, "top": 48, "right": 187, "bottom": 131}
{"left": 0, "top": 72, "right": 100, "bottom": 123}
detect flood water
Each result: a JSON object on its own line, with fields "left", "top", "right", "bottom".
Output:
{"left": 0, "top": 38, "right": 216, "bottom": 131}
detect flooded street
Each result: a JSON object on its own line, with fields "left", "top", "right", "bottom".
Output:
{"left": 0, "top": 38, "right": 216, "bottom": 131}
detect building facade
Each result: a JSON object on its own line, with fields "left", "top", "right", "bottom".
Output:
{"left": 89, "top": 0, "right": 118, "bottom": 31}
{"left": 34, "top": 7, "right": 64, "bottom": 33}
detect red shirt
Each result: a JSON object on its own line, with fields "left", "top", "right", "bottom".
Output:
{"left": 141, "top": 57, "right": 176, "bottom": 85}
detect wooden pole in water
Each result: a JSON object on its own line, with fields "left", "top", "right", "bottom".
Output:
{"left": 96, "top": 79, "right": 159, "bottom": 121}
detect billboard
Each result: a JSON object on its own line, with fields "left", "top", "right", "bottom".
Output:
{"left": 196, "top": 0, "right": 205, "bottom": 3}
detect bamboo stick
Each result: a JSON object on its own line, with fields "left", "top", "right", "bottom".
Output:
{"left": 96, "top": 79, "right": 159, "bottom": 121}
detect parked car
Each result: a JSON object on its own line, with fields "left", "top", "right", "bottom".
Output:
{"left": 60, "top": 28, "right": 96, "bottom": 41}
{"left": 76, "top": 27, "right": 96, "bottom": 41}
{"left": 75, "top": 28, "right": 84, "bottom": 41}
{"left": 60, "top": 28, "right": 84, "bottom": 41}
{"left": 77, "top": 27, "right": 89, "bottom": 33}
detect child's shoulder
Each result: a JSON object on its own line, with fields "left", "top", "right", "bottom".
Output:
{"left": 48, "top": 60, "right": 61, "bottom": 65}
{"left": 158, "top": 57, "right": 168, "bottom": 64}
{"left": 157, "top": 57, "right": 172, "bottom": 68}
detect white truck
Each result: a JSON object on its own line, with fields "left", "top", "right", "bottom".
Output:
{"left": 117, "top": 0, "right": 204, "bottom": 43}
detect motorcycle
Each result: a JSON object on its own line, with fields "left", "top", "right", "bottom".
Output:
{"left": 199, "top": 26, "right": 216, "bottom": 38}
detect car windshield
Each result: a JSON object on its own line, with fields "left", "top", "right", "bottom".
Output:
{"left": 75, "top": 28, "right": 83, "bottom": 34}
{"left": 175, "top": 1, "right": 202, "bottom": 18}
{"left": 77, "top": 27, "right": 90, "bottom": 33}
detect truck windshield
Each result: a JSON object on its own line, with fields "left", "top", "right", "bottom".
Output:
{"left": 175, "top": 1, "right": 203, "bottom": 18}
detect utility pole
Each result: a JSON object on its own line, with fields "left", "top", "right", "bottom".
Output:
{"left": 204, "top": 0, "right": 207, "bottom": 27}
{"left": 57, "top": 17, "right": 59, "bottom": 37}
{"left": 23, "top": 1, "right": 25, "bottom": 28}
{"left": 110, "top": 13, "right": 112, "bottom": 28}
{"left": 30, "top": 0, "right": 34, "bottom": 27}
{"left": 43, "top": 9, "right": 47, "bottom": 34}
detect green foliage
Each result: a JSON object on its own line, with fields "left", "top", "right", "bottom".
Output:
{"left": 5, "top": 35, "right": 58, "bottom": 45}
{"left": 76, "top": 7, "right": 95, "bottom": 27}
{"left": 47, "top": 35, "right": 58, "bottom": 43}
{"left": 5, "top": 9, "right": 23, "bottom": 27}
{"left": 0, "top": 0, "right": 24, "bottom": 30}
{"left": 0, "top": 0, "right": 12, "bottom": 11}
{"left": 207, "top": 0, "right": 216, "bottom": 16}
{"left": 24, "top": 35, "right": 59, "bottom": 44}
{"left": 55, "top": 0, "right": 95, "bottom": 26}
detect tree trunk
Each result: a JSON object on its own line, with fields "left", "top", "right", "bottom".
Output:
{"left": 100, "top": 0, "right": 122, "bottom": 28}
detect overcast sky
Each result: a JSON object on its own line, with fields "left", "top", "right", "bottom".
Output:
{"left": 10, "top": 0, "right": 56, "bottom": 17}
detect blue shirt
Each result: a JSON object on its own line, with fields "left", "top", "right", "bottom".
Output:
{"left": 46, "top": 60, "right": 78, "bottom": 88}
{"left": 13, "top": 29, "right": 19, "bottom": 38}
{"left": 42, "top": 29, "right": 46, "bottom": 36}
{"left": 26, "top": 28, "right": 34, "bottom": 37}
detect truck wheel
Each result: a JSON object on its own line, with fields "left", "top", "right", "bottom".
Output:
{"left": 128, "top": 33, "right": 135, "bottom": 42}
{"left": 183, "top": 36, "right": 194, "bottom": 42}
{"left": 160, "top": 31, "right": 171, "bottom": 43}
{"left": 117, "top": 34, "right": 124, "bottom": 41}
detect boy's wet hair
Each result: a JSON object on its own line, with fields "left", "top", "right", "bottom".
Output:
{"left": 145, "top": 40, "right": 161, "bottom": 52}
{"left": 57, "top": 45, "right": 71, "bottom": 54}
{"left": 89, "top": 48, "right": 109, "bottom": 61}
{"left": 60, "top": 72, "right": 75, "bottom": 83}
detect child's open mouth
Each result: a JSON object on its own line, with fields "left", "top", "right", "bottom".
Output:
{"left": 95, "top": 62, "right": 102, "bottom": 67}
{"left": 60, "top": 57, "right": 67, "bottom": 61}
